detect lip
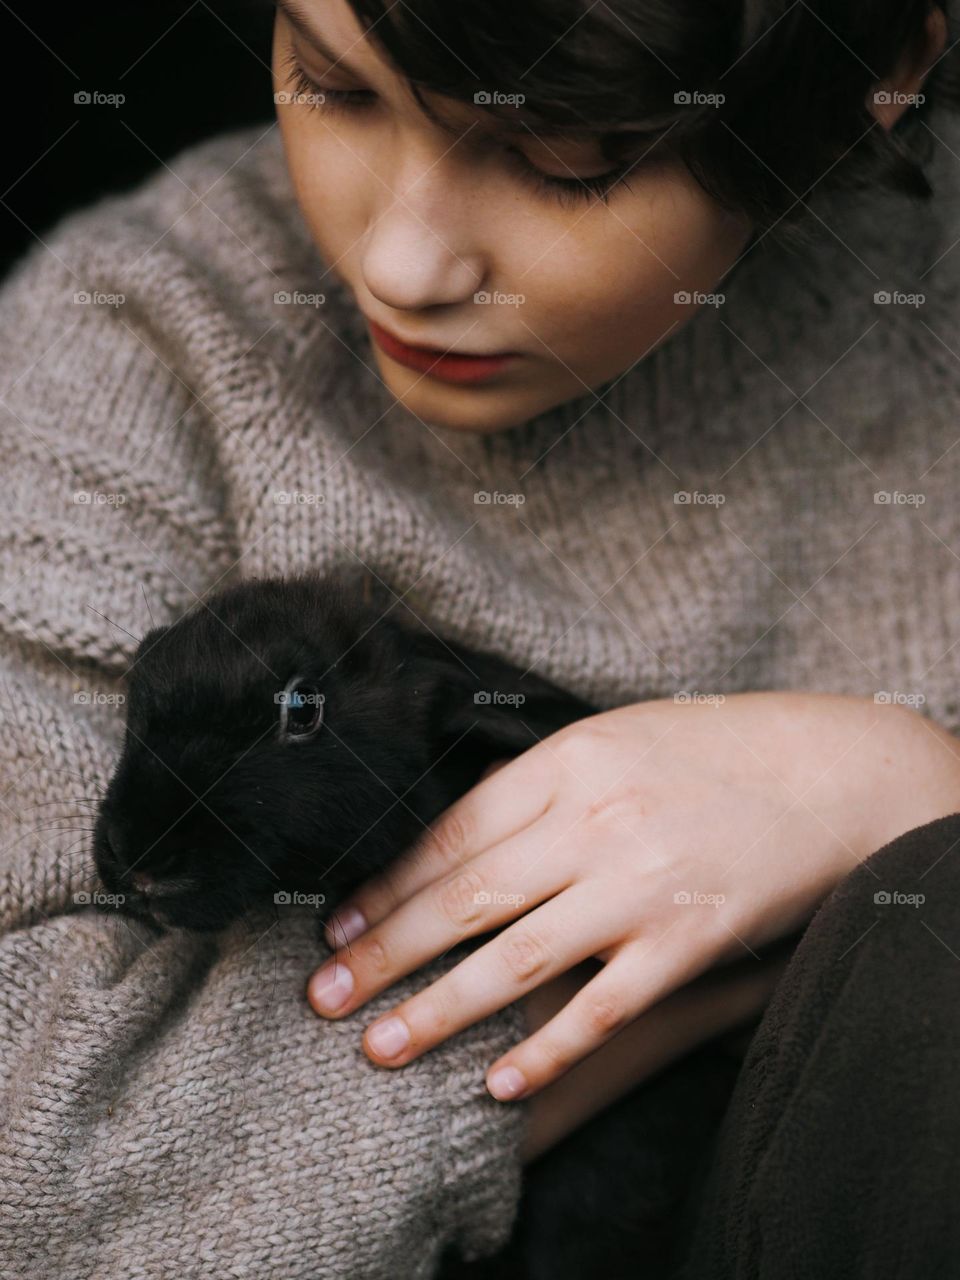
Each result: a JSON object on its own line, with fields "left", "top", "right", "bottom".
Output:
{"left": 367, "top": 318, "right": 519, "bottom": 384}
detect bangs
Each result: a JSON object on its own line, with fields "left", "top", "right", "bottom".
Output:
{"left": 299, "top": 0, "right": 960, "bottom": 246}
{"left": 343, "top": 0, "right": 733, "bottom": 166}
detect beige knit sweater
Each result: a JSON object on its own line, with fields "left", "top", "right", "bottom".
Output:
{"left": 1, "top": 102, "right": 960, "bottom": 1277}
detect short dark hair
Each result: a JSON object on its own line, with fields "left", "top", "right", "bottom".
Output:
{"left": 343, "top": 0, "right": 960, "bottom": 250}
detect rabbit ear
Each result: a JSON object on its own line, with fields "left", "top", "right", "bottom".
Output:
{"left": 406, "top": 628, "right": 596, "bottom": 757}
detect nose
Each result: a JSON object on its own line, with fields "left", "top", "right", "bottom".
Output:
{"left": 360, "top": 170, "right": 486, "bottom": 311}
{"left": 99, "top": 817, "right": 160, "bottom": 894}
{"left": 126, "top": 868, "right": 156, "bottom": 894}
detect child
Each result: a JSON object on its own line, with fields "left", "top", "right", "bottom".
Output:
{"left": 1, "top": 1, "right": 959, "bottom": 1276}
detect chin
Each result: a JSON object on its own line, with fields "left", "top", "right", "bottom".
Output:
{"left": 383, "top": 370, "right": 555, "bottom": 434}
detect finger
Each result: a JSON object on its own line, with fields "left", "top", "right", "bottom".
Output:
{"left": 485, "top": 932, "right": 715, "bottom": 1099}
{"left": 323, "top": 749, "right": 555, "bottom": 948}
{"left": 356, "top": 887, "right": 620, "bottom": 1067}
{"left": 309, "top": 814, "right": 576, "bottom": 1018}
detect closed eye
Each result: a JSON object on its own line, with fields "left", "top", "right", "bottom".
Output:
{"left": 278, "top": 49, "right": 638, "bottom": 208}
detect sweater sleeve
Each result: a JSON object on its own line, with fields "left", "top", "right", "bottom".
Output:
{"left": 0, "top": 166, "right": 528, "bottom": 1278}
{"left": 0, "top": 219, "right": 240, "bottom": 933}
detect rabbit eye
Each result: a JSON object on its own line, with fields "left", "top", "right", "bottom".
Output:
{"left": 278, "top": 675, "right": 325, "bottom": 742}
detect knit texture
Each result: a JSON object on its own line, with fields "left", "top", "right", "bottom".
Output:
{"left": 1, "top": 103, "right": 960, "bottom": 1277}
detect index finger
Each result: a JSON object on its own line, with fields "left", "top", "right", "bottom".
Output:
{"left": 323, "top": 750, "right": 555, "bottom": 948}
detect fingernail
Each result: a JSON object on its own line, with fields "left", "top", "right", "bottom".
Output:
{"left": 487, "top": 1066, "right": 527, "bottom": 1100}
{"left": 310, "top": 963, "right": 354, "bottom": 1014}
{"left": 366, "top": 1016, "right": 410, "bottom": 1059}
{"left": 326, "top": 906, "right": 367, "bottom": 948}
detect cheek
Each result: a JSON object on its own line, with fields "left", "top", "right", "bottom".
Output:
{"left": 276, "top": 114, "right": 363, "bottom": 281}
{"left": 273, "top": 34, "right": 363, "bottom": 282}
{"left": 504, "top": 165, "right": 751, "bottom": 371}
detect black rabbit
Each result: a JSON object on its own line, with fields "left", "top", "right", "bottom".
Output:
{"left": 90, "top": 565, "right": 743, "bottom": 1280}
{"left": 92, "top": 565, "right": 595, "bottom": 931}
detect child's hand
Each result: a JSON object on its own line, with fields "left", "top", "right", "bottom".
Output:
{"left": 307, "top": 691, "right": 960, "bottom": 1100}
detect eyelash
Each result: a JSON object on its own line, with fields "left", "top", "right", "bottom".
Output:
{"left": 281, "top": 50, "right": 634, "bottom": 207}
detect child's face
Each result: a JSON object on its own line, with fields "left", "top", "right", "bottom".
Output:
{"left": 273, "top": 0, "right": 754, "bottom": 433}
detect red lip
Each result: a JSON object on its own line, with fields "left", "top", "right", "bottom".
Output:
{"left": 367, "top": 319, "right": 518, "bottom": 384}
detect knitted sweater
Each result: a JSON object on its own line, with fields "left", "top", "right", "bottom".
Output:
{"left": 2, "top": 99, "right": 960, "bottom": 1277}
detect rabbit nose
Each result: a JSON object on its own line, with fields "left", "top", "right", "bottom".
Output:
{"left": 126, "top": 869, "right": 156, "bottom": 893}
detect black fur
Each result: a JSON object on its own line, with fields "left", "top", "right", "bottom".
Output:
{"left": 93, "top": 564, "right": 594, "bottom": 932}
{"left": 91, "top": 564, "right": 736, "bottom": 1278}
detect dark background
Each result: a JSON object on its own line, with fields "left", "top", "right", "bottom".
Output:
{"left": 0, "top": 1, "right": 276, "bottom": 280}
